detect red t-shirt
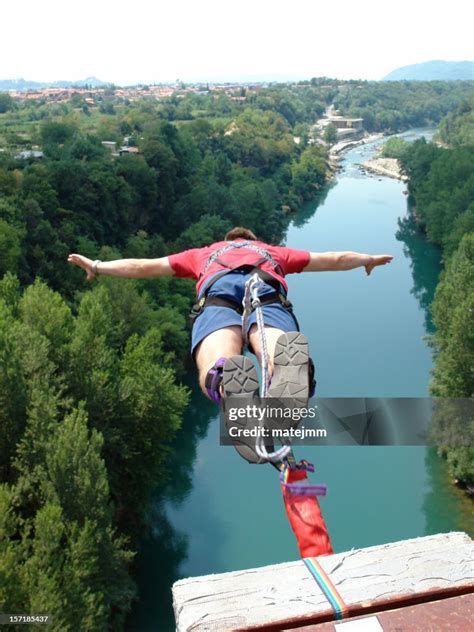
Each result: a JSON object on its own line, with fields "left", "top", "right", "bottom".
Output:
{"left": 168, "top": 239, "right": 310, "bottom": 295}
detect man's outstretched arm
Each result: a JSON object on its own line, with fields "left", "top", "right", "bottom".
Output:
{"left": 303, "top": 252, "right": 393, "bottom": 276}
{"left": 67, "top": 254, "right": 175, "bottom": 281}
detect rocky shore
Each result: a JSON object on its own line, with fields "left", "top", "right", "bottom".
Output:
{"left": 326, "top": 131, "right": 409, "bottom": 181}
{"left": 361, "top": 157, "right": 407, "bottom": 181}
{"left": 329, "top": 133, "right": 384, "bottom": 163}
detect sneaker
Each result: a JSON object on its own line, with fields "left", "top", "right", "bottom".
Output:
{"left": 267, "top": 332, "right": 310, "bottom": 403}
{"left": 265, "top": 332, "right": 311, "bottom": 436}
{"left": 222, "top": 355, "right": 273, "bottom": 464}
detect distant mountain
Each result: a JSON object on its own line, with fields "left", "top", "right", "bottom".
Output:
{"left": 55, "top": 76, "right": 110, "bottom": 88}
{"left": 0, "top": 79, "right": 43, "bottom": 91}
{"left": 384, "top": 60, "right": 474, "bottom": 81}
{"left": 0, "top": 76, "right": 111, "bottom": 91}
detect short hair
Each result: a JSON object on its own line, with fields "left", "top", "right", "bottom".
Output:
{"left": 224, "top": 227, "right": 257, "bottom": 241}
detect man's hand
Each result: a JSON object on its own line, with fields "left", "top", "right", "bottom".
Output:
{"left": 364, "top": 255, "right": 393, "bottom": 276}
{"left": 67, "top": 254, "right": 96, "bottom": 281}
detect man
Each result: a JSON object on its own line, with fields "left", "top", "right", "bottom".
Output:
{"left": 68, "top": 227, "right": 393, "bottom": 415}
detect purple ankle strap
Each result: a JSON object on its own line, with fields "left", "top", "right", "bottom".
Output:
{"left": 205, "top": 357, "right": 227, "bottom": 405}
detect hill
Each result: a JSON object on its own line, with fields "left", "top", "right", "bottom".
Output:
{"left": 0, "top": 76, "right": 110, "bottom": 91}
{"left": 384, "top": 60, "right": 474, "bottom": 81}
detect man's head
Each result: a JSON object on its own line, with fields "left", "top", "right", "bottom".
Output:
{"left": 224, "top": 227, "right": 257, "bottom": 241}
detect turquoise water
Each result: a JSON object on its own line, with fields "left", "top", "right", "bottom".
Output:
{"left": 128, "top": 130, "right": 473, "bottom": 632}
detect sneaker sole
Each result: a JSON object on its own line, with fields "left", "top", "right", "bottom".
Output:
{"left": 223, "top": 355, "right": 272, "bottom": 464}
{"left": 266, "top": 332, "right": 310, "bottom": 429}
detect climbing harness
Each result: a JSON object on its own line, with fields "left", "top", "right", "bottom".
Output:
{"left": 189, "top": 276, "right": 294, "bottom": 326}
{"left": 200, "top": 240, "right": 284, "bottom": 279}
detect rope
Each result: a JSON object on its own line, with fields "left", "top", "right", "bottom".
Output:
{"left": 243, "top": 273, "right": 291, "bottom": 463}
{"left": 241, "top": 274, "right": 328, "bottom": 502}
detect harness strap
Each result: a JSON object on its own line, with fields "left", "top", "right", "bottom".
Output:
{"left": 200, "top": 265, "right": 282, "bottom": 297}
{"left": 204, "top": 357, "right": 226, "bottom": 405}
{"left": 212, "top": 257, "right": 233, "bottom": 270}
{"left": 189, "top": 267, "right": 294, "bottom": 324}
{"left": 200, "top": 241, "right": 283, "bottom": 278}
{"left": 189, "top": 292, "right": 292, "bottom": 325}
{"left": 303, "top": 557, "right": 349, "bottom": 620}
{"left": 280, "top": 461, "right": 327, "bottom": 496}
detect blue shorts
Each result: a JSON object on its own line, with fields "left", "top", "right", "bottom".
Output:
{"left": 191, "top": 269, "right": 299, "bottom": 357}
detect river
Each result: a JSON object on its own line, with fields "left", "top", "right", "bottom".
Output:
{"left": 128, "top": 130, "right": 474, "bottom": 632}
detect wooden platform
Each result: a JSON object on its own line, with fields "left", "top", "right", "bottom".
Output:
{"left": 172, "top": 532, "right": 474, "bottom": 631}
{"left": 288, "top": 593, "right": 474, "bottom": 631}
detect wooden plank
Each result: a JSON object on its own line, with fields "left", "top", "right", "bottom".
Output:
{"left": 172, "top": 532, "right": 474, "bottom": 632}
{"left": 288, "top": 593, "right": 474, "bottom": 631}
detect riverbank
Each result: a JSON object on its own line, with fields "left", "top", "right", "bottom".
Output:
{"left": 361, "top": 157, "right": 407, "bottom": 181}
{"left": 328, "top": 133, "right": 385, "bottom": 178}
{"left": 329, "top": 133, "right": 384, "bottom": 163}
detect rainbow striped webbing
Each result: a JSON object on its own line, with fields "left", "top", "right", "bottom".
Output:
{"left": 303, "top": 556, "right": 349, "bottom": 620}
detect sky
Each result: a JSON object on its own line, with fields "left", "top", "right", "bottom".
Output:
{"left": 2, "top": 0, "right": 473, "bottom": 84}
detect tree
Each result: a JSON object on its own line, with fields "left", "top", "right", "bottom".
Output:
{"left": 429, "top": 234, "right": 474, "bottom": 484}
{"left": 0, "top": 93, "right": 15, "bottom": 113}
{"left": 117, "top": 328, "right": 189, "bottom": 515}
{"left": 116, "top": 155, "right": 158, "bottom": 228}
{"left": 173, "top": 214, "right": 232, "bottom": 250}
{"left": 291, "top": 147, "right": 327, "bottom": 201}
{"left": 382, "top": 137, "right": 409, "bottom": 160}
{"left": 0, "top": 485, "right": 25, "bottom": 613}
{"left": 323, "top": 123, "right": 337, "bottom": 144}
{"left": 431, "top": 233, "right": 474, "bottom": 398}
{"left": 0, "top": 273, "right": 21, "bottom": 311}
{"left": 40, "top": 120, "right": 77, "bottom": 146}
{"left": 21, "top": 407, "right": 135, "bottom": 629}
{"left": 68, "top": 286, "right": 117, "bottom": 428}
{"left": 141, "top": 138, "right": 178, "bottom": 228}
{"left": 0, "top": 303, "right": 28, "bottom": 481}
{"left": 0, "top": 219, "right": 22, "bottom": 275}
{"left": 18, "top": 279, "right": 73, "bottom": 371}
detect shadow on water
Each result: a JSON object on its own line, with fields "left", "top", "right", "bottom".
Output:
{"left": 396, "top": 214, "right": 442, "bottom": 333}
{"left": 423, "top": 448, "right": 474, "bottom": 539}
{"left": 288, "top": 179, "right": 336, "bottom": 230}
{"left": 127, "top": 374, "right": 217, "bottom": 632}
{"left": 162, "top": 373, "right": 217, "bottom": 504}
{"left": 128, "top": 504, "right": 187, "bottom": 632}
